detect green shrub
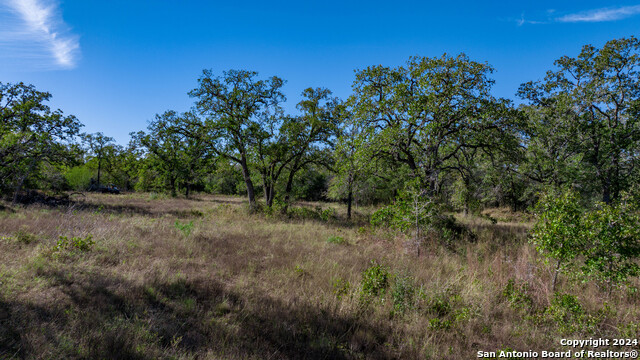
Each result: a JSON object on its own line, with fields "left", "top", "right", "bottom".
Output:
{"left": 532, "top": 189, "right": 640, "bottom": 293}
{"left": 64, "top": 165, "right": 93, "bottom": 190}
{"left": 332, "top": 277, "right": 351, "bottom": 300}
{"left": 433, "top": 214, "right": 475, "bottom": 244}
{"left": 544, "top": 293, "right": 598, "bottom": 334}
{"left": 530, "top": 189, "right": 584, "bottom": 291}
{"left": 360, "top": 260, "right": 390, "bottom": 301}
{"left": 502, "top": 279, "right": 533, "bottom": 311}
{"left": 55, "top": 235, "right": 95, "bottom": 252}
{"left": 428, "top": 317, "right": 452, "bottom": 330}
{"left": 174, "top": 221, "right": 194, "bottom": 237}
{"left": 320, "top": 207, "right": 336, "bottom": 222}
{"left": 392, "top": 274, "right": 417, "bottom": 314}
{"left": 581, "top": 202, "right": 640, "bottom": 292}
{"left": 288, "top": 206, "right": 320, "bottom": 221}
{"left": 326, "top": 235, "right": 346, "bottom": 245}
{"left": 14, "top": 229, "right": 37, "bottom": 244}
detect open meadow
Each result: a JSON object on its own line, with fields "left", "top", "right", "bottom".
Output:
{"left": 1, "top": 193, "right": 638, "bottom": 359}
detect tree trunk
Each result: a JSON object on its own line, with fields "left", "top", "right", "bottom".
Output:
{"left": 347, "top": 183, "right": 353, "bottom": 220}
{"left": 97, "top": 156, "right": 102, "bottom": 186}
{"left": 283, "top": 168, "right": 297, "bottom": 213}
{"left": 240, "top": 155, "right": 256, "bottom": 209}
{"left": 170, "top": 176, "right": 177, "bottom": 197}
{"left": 602, "top": 179, "right": 611, "bottom": 205}
{"left": 552, "top": 259, "right": 561, "bottom": 292}
{"left": 12, "top": 159, "right": 37, "bottom": 205}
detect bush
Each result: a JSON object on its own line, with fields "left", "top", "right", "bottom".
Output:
{"left": 55, "top": 235, "right": 95, "bottom": 252}
{"left": 391, "top": 274, "right": 417, "bottom": 314}
{"left": 502, "top": 279, "right": 533, "bottom": 311}
{"left": 544, "top": 293, "right": 599, "bottom": 334}
{"left": 360, "top": 260, "right": 390, "bottom": 301}
{"left": 530, "top": 189, "right": 584, "bottom": 290}
{"left": 581, "top": 202, "right": 640, "bottom": 292}
{"left": 326, "top": 235, "right": 346, "bottom": 245}
{"left": 14, "top": 229, "right": 37, "bottom": 244}
{"left": 65, "top": 165, "right": 93, "bottom": 191}
{"left": 532, "top": 189, "right": 640, "bottom": 293}
{"left": 332, "top": 277, "right": 351, "bottom": 300}
{"left": 174, "top": 221, "right": 194, "bottom": 237}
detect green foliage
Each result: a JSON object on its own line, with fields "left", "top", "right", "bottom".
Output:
{"left": 174, "top": 221, "right": 194, "bottom": 237}
{"left": 530, "top": 189, "right": 584, "bottom": 288}
{"left": 519, "top": 37, "right": 640, "bottom": 203}
{"left": 14, "top": 229, "right": 37, "bottom": 244}
{"left": 326, "top": 235, "right": 346, "bottom": 245}
{"left": 55, "top": 235, "right": 95, "bottom": 252}
{"left": 319, "top": 207, "right": 335, "bottom": 222}
{"left": 332, "top": 277, "right": 351, "bottom": 300}
{"left": 286, "top": 205, "right": 335, "bottom": 222}
{"left": 428, "top": 317, "right": 453, "bottom": 330}
{"left": 359, "top": 260, "right": 390, "bottom": 301}
{"left": 65, "top": 165, "right": 93, "bottom": 190}
{"left": 502, "top": 279, "right": 533, "bottom": 311}
{"left": 544, "top": 293, "right": 599, "bottom": 334}
{"left": 532, "top": 188, "right": 640, "bottom": 292}
{"left": 370, "top": 186, "right": 436, "bottom": 234}
{"left": 350, "top": 54, "right": 521, "bottom": 194}
{"left": 391, "top": 274, "right": 417, "bottom": 315}
{"left": 433, "top": 214, "right": 475, "bottom": 244}
{"left": 581, "top": 201, "right": 640, "bottom": 290}
{"left": 0, "top": 82, "right": 82, "bottom": 196}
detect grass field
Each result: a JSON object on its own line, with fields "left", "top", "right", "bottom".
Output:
{"left": 0, "top": 193, "right": 638, "bottom": 359}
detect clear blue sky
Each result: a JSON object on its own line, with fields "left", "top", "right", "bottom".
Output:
{"left": 1, "top": 0, "right": 639, "bottom": 144}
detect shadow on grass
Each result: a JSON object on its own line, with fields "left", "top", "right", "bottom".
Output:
{"left": 1, "top": 266, "right": 393, "bottom": 359}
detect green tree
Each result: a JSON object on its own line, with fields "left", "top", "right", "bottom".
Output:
{"left": 530, "top": 189, "right": 585, "bottom": 291}
{"left": 0, "top": 82, "right": 82, "bottom": 200}
{"left": 350, "top": 54, "right": 520, "bottom": 195}
{"left": 519, "top": 37, "right": 640, "bottom": 203}
{"left": 189, "top": 69, "right": 285, "bottom": 209}
{"left": 135, "top": 111, "right": 212, "bottom": 197}
{"left": 280, "top": 88, "right": 341, "bottom": 209}
{"left": 82, "top": 132, "right": 114, "bottom": 187}
{"left": 582, "top": 201, "right": 640, "bottom": 294}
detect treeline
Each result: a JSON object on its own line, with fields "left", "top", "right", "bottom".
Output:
{"left": 1, "top": 37, "right": 639, "bottom": 214}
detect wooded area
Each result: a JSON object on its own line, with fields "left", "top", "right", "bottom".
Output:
{"left": 2, "top": 38, "right": 639, "bottom": 213}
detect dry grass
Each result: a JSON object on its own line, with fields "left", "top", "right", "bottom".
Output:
{"left": 0, "top": 193, "right": 638, "bottom": 359}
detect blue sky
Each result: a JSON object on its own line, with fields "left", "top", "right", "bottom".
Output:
{"left": 1, "top": 1, "right": 639, "bottom": 144}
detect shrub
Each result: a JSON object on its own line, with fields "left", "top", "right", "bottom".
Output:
{"left": 360, "top": 260, "right": 390, "bottom": 301}
{"left": 320, "top": 207, "right": 335, "bottom": 222}
{"left": 64, "top": 165, "right": 93, "bottom": 191}
{"left": 174, "top": 221, "right": 194, "bottom": 237}
{"left": 391, "top": 274, "right": 417, "bottom": 314}
{"left": 55, "top": 235, "right": 95, "bottom": 252}
{"left": 14, "top": 229, "right": 37, "bottom": 244}
{"left": 532, "top": 189, "right": 640, "bottom": 293}
{"left": 326, "top": 235, "right": 346, "bottom": 245}
{"left": 288, "top": 206, "right": 320, "bottom": 221}
{"left": 332, "top": 277, "right": 351, "bottom": 300}
{"left": 544, "top": 293, "right": 599, "bottom": 334}
{"left": 502, "top": 279, "right": 533, "bottom": 311}
{"left": 370, "top": 185, "right": 437, "bottom": 255}
{"left": 530, "top": 189, "right": 584, "bottom": 291}
{"left": 432, "top": 214, "right": 475, "bottom": 244}
{"left": 581, "top": 202, "right": 640, "bottom": 293}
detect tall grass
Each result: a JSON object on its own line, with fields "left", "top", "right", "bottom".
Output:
{"left": 0, "top": 193, "right": 637, "bottom": 359}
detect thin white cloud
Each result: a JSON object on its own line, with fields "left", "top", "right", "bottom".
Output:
{"left": 516, "top": 13, "right": 546, "bottom": 26}
{"left": 1, "top": 0, "right": 79, "bottom": 69}
{"left": 557, "top": 5, "right": 640, "bottom": 22}
{"left": 513, "top": 5, "right": 640, "bottom": 26}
